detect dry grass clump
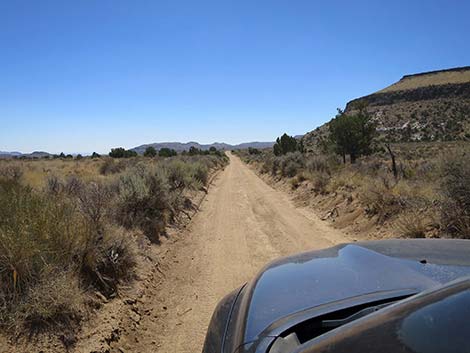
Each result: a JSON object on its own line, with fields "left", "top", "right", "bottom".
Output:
{"left": 360, "top": 178, "right": 405, "bottom": 222}
{"left": 14, "top": 270, "right": 84, "bottom": 333}
{"left": 396, "top": 210, "right": 429, "bottom": 238}
{"left": 440, "top": 150, "right": 470, "bottom": 238}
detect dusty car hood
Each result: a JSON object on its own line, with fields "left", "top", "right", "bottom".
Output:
{"left": 227, "top": 239, "right": 470, "bottom": 348}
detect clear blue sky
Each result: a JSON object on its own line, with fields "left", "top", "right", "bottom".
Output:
{"left": 1, "top": 0, "right": 469, "bottom": 154}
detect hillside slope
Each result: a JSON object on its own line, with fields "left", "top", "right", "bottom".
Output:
{"left": 303, "top": 66, "right": 470, "bottom": 151}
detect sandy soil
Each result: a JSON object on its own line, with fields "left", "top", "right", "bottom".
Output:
{"left": 1, "top": 153, "right": 351, "bottom": 353}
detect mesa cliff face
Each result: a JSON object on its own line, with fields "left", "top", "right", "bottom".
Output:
{"left": 303, "top": 66, "right": 470, "bottom": 151}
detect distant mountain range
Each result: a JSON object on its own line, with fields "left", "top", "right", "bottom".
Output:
{"left": 0, "top": 151, "right": 51, "bottom": 159}
{"left": 0, "top": 141, "right": 275, "bottom": 159}
{"left": 131, "top": 141, "right": 275, "bottom": 154}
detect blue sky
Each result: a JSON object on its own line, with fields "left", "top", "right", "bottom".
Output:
{"left": 1, "top": 0, "right": 469, "bottom": 154}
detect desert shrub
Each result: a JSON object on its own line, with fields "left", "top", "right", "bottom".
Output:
{"left": 0, "top": 165, "right": 23, "bottom": 182}
{"left": 14, "top": 270, "right": 83, "bottom": 332}
{"left": 305, "top": 155, "right": 332, "bottom": 175}
{"left": 360, "top": 178, "right": 405, "bottom": 222}
{"left": 290, "top": 173, "right": 308, "bottom": 189}
{"left": 279, "top": 152, "right": 305, "bottom": 177}
{"left": 99, "top": 158, "right": 126, "bottom": 175}
{"left": 271, "top": 157, "right": 281, "bottom": 176}
{"left": 77, "top": 181, "right": 112, "bottom": 234}
{"left": 311, "top": 172, "right": 330, "bottom": 194}
{"left": 440, "top": 151, "right": 470, "bottom": 238}
{"left": 64, "top": 175, "right": 84, "bottom": 196}
{"left": 260, "top": 159, "right": 273, "bottom": 174}
{"left": 44, "top": 175, "right": 63, "bottom": 195}
{"left": 115, "top": 166, "right": 170, "bottom": 241}
{"left": 164, "top": 160, "right": 194, "bottom": 191}
{"left": 396, "top": 211, "right": 428, "bottom": 238}
{"left": 80, "top": 226, "right": 136, "bottom": 297}
{"left": 191, "top": 162, "right": 209, "bottom": 186}
{"left": 353, "top": 157, "right": 383, "bottom": 177}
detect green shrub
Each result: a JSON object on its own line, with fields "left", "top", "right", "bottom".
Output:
{"left": 109, "top": 147, "right": 137, "bottom": 158}
{"left": 191, "top": 162, "right": 209, "bottom": 186}
{"left": 144, "top": 146, "right": 157, "bottom": 157}
{"left": 158, "top": 147, "right": 177, "bottom": 158}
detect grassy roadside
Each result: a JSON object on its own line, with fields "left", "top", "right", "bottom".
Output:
{"left": 0, "top": 153, "right": 228, "bottom": 344}
{"left": 235, "top": 141, "right": 470, "bottom": 240}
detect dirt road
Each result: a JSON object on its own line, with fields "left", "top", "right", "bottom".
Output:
{"left": 85, "top": 152, "right": 351, "bottom": 353}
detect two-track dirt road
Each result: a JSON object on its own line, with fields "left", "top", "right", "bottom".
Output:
{"left": 76, "top": 152, "right": 351, "bottom": 353}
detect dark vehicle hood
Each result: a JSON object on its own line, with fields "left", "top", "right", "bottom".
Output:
{"left": 225, "top": 239, "right": 470, "bottom": 351}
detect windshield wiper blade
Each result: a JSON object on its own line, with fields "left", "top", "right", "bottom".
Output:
{"left": 321, "top": 302, "right": 395, "bottom": 328}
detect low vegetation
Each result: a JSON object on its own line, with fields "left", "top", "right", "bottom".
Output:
{"left": 0, "top": 151, "right": 228, "bottom": 337}
{"left": 238, "top": 131, "right": 470, "bottom": 240}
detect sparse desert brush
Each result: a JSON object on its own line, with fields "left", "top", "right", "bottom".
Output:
{"left": 0, "top": 152, "right": 228, "bottom": 335}
{"left": 0, "top": 176, "right": 137, "bottom": 330}
{"left": 440, "top": 149, "right": 470, "bottom": 238}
